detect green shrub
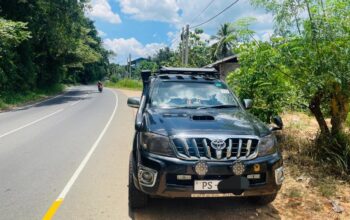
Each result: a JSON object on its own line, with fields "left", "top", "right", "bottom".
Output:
{"left": 110, "top": 75, "right": 118, "bottom": 83}
{"left": 106, "top": 78, "right": 142, "bottom": 90}
{"left": 0, "top": 84, "right": 64, "bottom": 110}
{"left": 309, "top": 132, "right": 350, "bottom": 176}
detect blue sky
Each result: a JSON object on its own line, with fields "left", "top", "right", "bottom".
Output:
{"left": 87, "top": 0, "right": 274, "bottom": 64}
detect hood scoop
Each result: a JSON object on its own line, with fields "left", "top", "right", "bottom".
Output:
{"left": 163, "top": 113, "right": 188, "bottom": 118}
{"left": 192, "top": 115, "right": 215, "bottom": 121}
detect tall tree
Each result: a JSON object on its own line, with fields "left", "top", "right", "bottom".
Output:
{"left": 251, "top": 0, "right": 350, "bottom": 136}
{"left": 0, "top": 0, "right": 110, "bottom": 92}
{"left": 211, "top": 23, "right": 236, "bottom": 59}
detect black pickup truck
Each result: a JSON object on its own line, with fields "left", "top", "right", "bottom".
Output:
{"left": 127, "top": 67, "right": 284, "bottom": 208}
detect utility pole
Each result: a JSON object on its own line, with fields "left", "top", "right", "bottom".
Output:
{"left": 181, "top": 27, "right": 185, "bottom": 65}
{"left": 125, "top": 57, "right": 129, "bottom": 78}
{"left": 129, "top": 54, "right": 131, "bottom": 78}
{"left": 184, "top": 24, "right": 189, "bottom": 66}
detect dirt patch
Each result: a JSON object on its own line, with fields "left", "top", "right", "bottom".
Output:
{"left": 115, "top": 89, "right": 141, "bottom": 116}
{"left": 116, "top": 88, "right": 141, "bottom": 98}
{"left": 274, "top": 112, "right": 350, "bottom": 219}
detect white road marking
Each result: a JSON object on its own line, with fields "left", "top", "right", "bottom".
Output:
{"left": 0, "top": 109, "right": 64, "bottom": 139}
{"left": 57, "top": 89, "right": 118, "bottom": 200}
{"left": 70, "top": 100, "right": 81, "bottom": 106}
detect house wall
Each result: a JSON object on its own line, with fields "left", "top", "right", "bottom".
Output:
{"left": 219, "top": 63, "right": 240, "bottom": 80}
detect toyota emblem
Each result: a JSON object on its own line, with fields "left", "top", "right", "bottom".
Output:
{"left": 211, "top": 139, "right": 226, "bottom": 150}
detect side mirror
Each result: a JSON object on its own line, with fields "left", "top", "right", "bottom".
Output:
{"left": 127, "top": 97, "right": 140, "bottom": 108}
{"left": 243, "top": 99, "right": 253, "bottom": 109}
{"left": 270, "top": 115, "right": 283, "bottom": 131}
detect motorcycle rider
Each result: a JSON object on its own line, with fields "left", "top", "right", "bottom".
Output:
{"left": 97, "top": 81, "right": 103, "bottom": 92}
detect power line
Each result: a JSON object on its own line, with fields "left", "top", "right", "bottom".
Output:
{"left": 189, "top": 0, "right": 216, "bottom": 25}
{"left": 190, "top": 0, "right": 240, "bottom": 29}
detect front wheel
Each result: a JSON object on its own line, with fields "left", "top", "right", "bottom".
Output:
{"left": 249, "top": 193, "right": 277, "bottom": 206}
{"left": 129, "top": 155, "right": 148, "bottom": 209}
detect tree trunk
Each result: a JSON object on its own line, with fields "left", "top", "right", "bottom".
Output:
{"left": 330, "top": 84, "right": 349, "bottom": 135}
{"left": 309, "top": 91, "right": 330, "bottom": 136}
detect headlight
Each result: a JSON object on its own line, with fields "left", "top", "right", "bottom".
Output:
{"left": 140, "top": 132, "right": 175, "bottom": 157}
{"left": 258, "top": 134, "right": 277, "bottom": 156}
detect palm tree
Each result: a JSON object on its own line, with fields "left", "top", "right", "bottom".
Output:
{"left": 211, "top": 23, "right": 236, "bottom": 60}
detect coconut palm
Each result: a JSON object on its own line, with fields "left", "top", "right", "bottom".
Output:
{"left": 211, "top": 23, "right": 237, "bottom": 59}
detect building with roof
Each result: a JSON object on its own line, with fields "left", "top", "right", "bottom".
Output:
{"left": 130, "top": 57, "right": 148, "bottom": 68}
{"left": 204, "top": 55, "right": 239, "bottom": 80}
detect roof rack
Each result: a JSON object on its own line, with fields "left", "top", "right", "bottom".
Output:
{"left": 158, "top": 67, "right": 220, "bottom": 79}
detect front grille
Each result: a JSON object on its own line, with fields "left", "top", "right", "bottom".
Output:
{"left": 171, "top": 137, "right": 259, "bottom": 160}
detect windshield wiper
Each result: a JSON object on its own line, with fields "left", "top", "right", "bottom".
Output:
{"left": 196, "top": 105, "right": 239, "bottom": 109}
{"left": 165, "top": 106, "right": 200, "bottom": 109}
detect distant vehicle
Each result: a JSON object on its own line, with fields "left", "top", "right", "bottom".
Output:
{"left": 97, "top": 81, "right": 103, "bottom": 92}
{"left": 127, "top": 67, "right": 284, "bottom": 209}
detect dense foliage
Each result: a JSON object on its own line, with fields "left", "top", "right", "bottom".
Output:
{"left": 227, "top": 40, "right": 301, "bottom": 123}
{"left": 0, "top": 0, "right": 109, "bottom": 96}
{"left": 237, "top": 0, "right": 350, "bottom": 173}
{"left": 249, "top": 0, "right": 350, "bottom": 137}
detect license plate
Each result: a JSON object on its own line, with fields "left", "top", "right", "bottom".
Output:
{"left": 194, "top": 180, "right": 221, "bottom": 191}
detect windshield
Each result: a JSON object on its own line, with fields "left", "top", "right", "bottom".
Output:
{"left": 150, "top": 81, "right": 239, "bottom": 109}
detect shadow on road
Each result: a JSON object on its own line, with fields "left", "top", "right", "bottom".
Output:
{"left": 35, "top": 90, "right": 92, "bottom": 107}
{"left": 10, "top": 89, "right": 95, "bottom": 112}
{"left": 130, "top": 197, "right": 280, "bottom": 220}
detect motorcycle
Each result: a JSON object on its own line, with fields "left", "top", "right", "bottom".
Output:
{"left": 98, "top": 83, "right": 103, "bottom": 92}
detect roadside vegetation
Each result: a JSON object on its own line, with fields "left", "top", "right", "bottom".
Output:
{"left": 0, "top": 1, "right": 110, "bottom": 110}
{"left": 0, "top": 84, "right": 64, "bottom": 110}
{"left": 105, "top": 79, "right": 142, "bottom": 91}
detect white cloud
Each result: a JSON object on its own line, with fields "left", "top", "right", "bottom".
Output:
{"left": 260, "top": 29, "right": 274, "bottom": 42}
{"left": 88, "top": 0, "right": 121, "bottom": 24}
{"left": 119, "top": 0, "right": 180, "bottom": 23}
{"left": 198, "top": 32, "right": 210, "bottom": 42}
{"left": 253, "top": 13, "right": 274, "bottom": 24}
{"left": 167, "top": 31, "right": 175, "bottom": 39}
{"left": 96, "top": 0, "right": 276, "bottom": 63}
{"left": 104, "top": 38, "right": 166, "bottom": 64}
{"left": 97, "top": 30, "right": 107, "bottom": 37}
{"left": 166, "top": 31, "right": 182, "bottom": 49}
{"left": 117, "top": 0, "right": 274, "bottom": 44}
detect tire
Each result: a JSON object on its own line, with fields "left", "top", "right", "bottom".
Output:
{"left": 129, "top": 155, "right": 148, "bottom": 209}
{"left": 249, "top": 193, "right": 277, "bottom": 206}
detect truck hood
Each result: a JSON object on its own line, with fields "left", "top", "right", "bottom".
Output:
{"left": 144, "top": 108, "right": 271, "bottom": 137}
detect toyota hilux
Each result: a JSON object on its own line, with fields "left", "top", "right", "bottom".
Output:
{"left": 127, "top": 67, "right": 284, "bottom": 208}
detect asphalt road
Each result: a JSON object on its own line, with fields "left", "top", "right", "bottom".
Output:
{"left": 0, "top": 86, "right": 279, "bottom": 220}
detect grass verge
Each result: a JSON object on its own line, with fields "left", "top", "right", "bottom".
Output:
{"left": 272, "top": 112, "right": 350, "bottom": 219}
{"left": 0, "top": 84, "right": 64, "bottom": 110}
{"left": 105, "top": 79, "right": 142, "bottom": 91}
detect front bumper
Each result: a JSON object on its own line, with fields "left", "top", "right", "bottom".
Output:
{"left": 132, "top": 151, "right": 283, "bottom": 198}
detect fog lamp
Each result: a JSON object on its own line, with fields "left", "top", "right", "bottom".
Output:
{"left": 194, "top": 161, "right": 208, "bottom": 176}
{"left": 275, "top": 166, "right": 284, "bottom": 185}
{"left": 232, "top": 161, "right": 245, "bottom": 176}
{"left": 253, "top": 164, "right": 261, "bottom": 172}
{"left": 142, "top": 172, "right": 153, "bottom": 182}
{"left": 138, "top": 166, "right": 157, "bottom": 187}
